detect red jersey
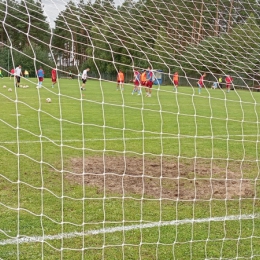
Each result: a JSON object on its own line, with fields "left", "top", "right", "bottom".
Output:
{"left": 52, "top": 69, "right": 57, "bottom": 78}
{"left": 198, "top": 75, "right": 204, "bottom": 85}
{"left": 134, "top": 71, "right": 140, "bottom": 82}
{"left": 225, "top": 76, "right": 233, "bottom": 83}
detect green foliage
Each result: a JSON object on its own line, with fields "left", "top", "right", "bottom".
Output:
{"left": 1, "top": 0, "right": 260, "bottom": 79}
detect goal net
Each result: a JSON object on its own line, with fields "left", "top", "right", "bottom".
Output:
{"left": 0, "top": 0, "right": 260, "bottom": 259}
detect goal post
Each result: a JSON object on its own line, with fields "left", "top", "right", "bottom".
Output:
{"left": 0, "top": 0, "right": 260, "bottom": 259}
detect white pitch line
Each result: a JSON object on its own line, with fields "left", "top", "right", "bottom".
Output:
{"left": 0, "top": 214, "right": 257, "bottom": 246}
{"left": 0, "top": 134, "right": 259, "bottom": 145}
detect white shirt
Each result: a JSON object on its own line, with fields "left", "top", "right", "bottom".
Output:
{"left": 15, "top": 66, "right": 22, "bottom": 76}
{"left": 82, "top": 69, "right": 88, "bottom": 80}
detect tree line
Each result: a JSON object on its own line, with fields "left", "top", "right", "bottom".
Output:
{"left": 0, "top": 0, "right": 259, "bottom": 84}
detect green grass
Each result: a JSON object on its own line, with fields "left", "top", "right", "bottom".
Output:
{"left": 0, "top": 77, "right": 260, "bottom": 259}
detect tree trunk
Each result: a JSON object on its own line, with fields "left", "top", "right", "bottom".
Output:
{"left": 227, "top": 0, "right": 234, "bottom": 33}
{"left": 215, "top": 0, "right": 219, "bottom": 36}
{"left": 198, "top": 0, "right": 204, "bottom": 42}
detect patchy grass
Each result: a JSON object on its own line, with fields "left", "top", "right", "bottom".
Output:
{"left": 0, "top": 77, "right": 260, "bottom": 259}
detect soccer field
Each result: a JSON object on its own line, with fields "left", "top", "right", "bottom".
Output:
{"left": 0, "top": 78, "right": 260, "bottom": 259}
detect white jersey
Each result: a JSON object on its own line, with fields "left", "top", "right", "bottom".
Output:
{"left": 15, "top": 66, "right": 22, "bottom": 76}
{"left": 82, "top": 69, "right": 88, "bottom": 80}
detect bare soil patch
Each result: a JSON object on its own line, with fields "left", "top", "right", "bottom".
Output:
{"left": 66, "top": 155, "right": 254, "bottom": 200}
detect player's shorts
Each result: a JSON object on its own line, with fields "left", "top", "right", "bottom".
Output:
{"left": 52, "top": 77, "right": 57, "bottom": 83}
{"left": 146, "top": 81, "right": 153, "bottom": 88}
{"left": 16, "top": 76, "right": 21, "bottom": 83}
{"left": 134, "top": 80, "right": 140, "bottom": 86}
{"left": 141, "top": 81, "right": 146, "bottom": 86}
{"left": 39, "top": 77, "right": 44, "bottom": 82}
{"left": 174, "top": 80, "right": 178, "bottom": 86}
{"left": 82, "top": 79, "right": 87, "bottom": 84}
{"left": 226, "top": 84, "right": 231, "bottom": 88}
{"left": 117, "top": 80, "right": 124, "bottom": 84}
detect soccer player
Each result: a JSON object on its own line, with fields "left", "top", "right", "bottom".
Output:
{"left": 218, "top": 76, "right": 223, "bottom": 88}
{"left": 51, "top": 68, "right": 57, "bottom": 88}
{"left": 140, "top": 69, "right": 146, "bottom": 95}
{"left": 132, "top": 68, "right": 141, "bottom": 95}
{"left": 211, "top": 81, "right": 218, "bottom": 89}
{"left": 81, "top": 68, "right": 90, "bottom": 90}
{"left": 197, "top": 72, "right": 206, "bottom": 94}
{"left": 10, "top": 68, "right": 15, "bottom": 80}
{"left": 24, "top": 69, "right": 29, "bottom": 78}
{"left": 0, "top": 68, "right": 3, "bottom": 78}
{"left": 225, "top": 75, "right": 233, "bottom": 93}
{"left": 116, "top": 69, "right": 124, "bottom": 91}
{"left": 146, "top": 66, "right": 153, "bottom": 97}
{"left": 173, "top": 71, "right": 179, "bottom": 91}
{"left": 15, "top": 65, "right": 22, "bottom": 87}
{"left": 69, "top": 70, "right": 73, "bottom": 79}
{"left": 37, "top": 66, "right": 44, "bottom": 88}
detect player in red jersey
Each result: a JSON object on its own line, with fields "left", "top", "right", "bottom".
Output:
{"left": 51, "top": 68, "right": 57, "bottom": 88}
{"left": 173, "top": 72, "right": 179, "bottom": 92}
{"left": 225, "top": 75, "right": 233, "bottom": 93}
{"left": 10, "top": 68, "right": 15, "bottom": 80}
{"left": 197, "top": 72, "right": 206, "bottom": 94}
{"left": 132, "top": 68, "right": 141, "bottom": 95}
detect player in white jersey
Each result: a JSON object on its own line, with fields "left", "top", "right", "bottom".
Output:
{"left": 81, "top": 68, "right": 90, "bottom": 90}
{"left": 15, "top": 65, "right": 22, "bottom": 87}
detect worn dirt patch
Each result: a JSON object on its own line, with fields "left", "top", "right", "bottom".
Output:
{"left": 66, "top": 155, "right": 254, "bottom": 200}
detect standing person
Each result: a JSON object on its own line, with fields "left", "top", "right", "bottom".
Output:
{"left": 218, "top": 76, "right": 223, "bottom": 88}
{"left": 173, "top": 71, "right": 179, "bottom": 91}
{"left": 81, "top": 68, "right": 90, "bottom": 90}
{"left": 116, "top": 69, "right": 124, "bottom": 91}
{"left": 0, "top": 68, "right": 3, "bottom": 78}
{"left": 10, "top": 68, "right": 15, "bottom": 80}
{"left": 24, "top": 69, "right": 29, "bottom": 78}
{"left": 197, "top": 72, "right": 206, "bottom": 94}
{"left": 37, "top": 66, "right": 44, "bottom": 88}
{"left": 69, "top": 70, "right": 73, "bottom": 79}
{"left": 132, "top": 68, "right": 141, "bottom": 95}
{"left": 146, "top": 66, "right": 154, "bottom": 97}
{"left": 15, "top": 65, "right": 22, "bottom": 87}
{"left": 225, "top": 75, "right": 233, "bottom": 93}
{"left": 51, "top": 68, "right": 57, "bottom": 88}
{"left": 140, "top": 69, "right": 147, "bottom": 95}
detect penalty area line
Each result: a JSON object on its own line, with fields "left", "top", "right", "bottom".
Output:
{"left": 0, "top": 213, "right": 257, "bottom": 246}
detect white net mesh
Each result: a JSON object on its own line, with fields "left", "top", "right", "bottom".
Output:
{"left": 0, "top": 0, "right": 260, "bottom": 259}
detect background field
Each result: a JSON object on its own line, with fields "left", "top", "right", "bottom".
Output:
{"left": 0, "top": 77, "right": 260, "bottom": 259}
